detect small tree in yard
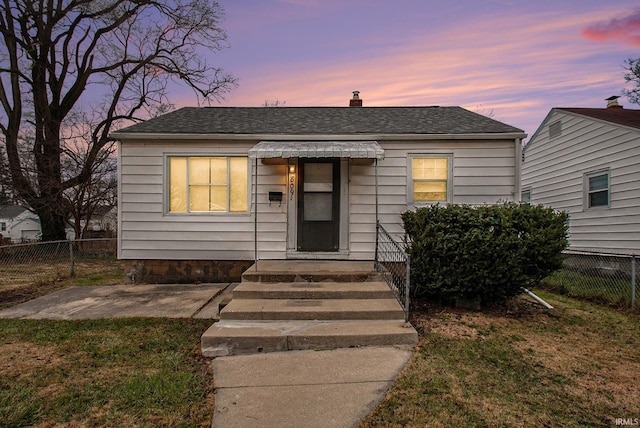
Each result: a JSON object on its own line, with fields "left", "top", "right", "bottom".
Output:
{"left": 0, "top": 0, "right": 237, "bottom": 241}
{"left": 61, "top": 111, "right": 117, "bottom": 239}
{"left": 402, "top": 203, "right": 569, "bottom": 306}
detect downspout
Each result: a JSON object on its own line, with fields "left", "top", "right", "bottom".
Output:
{"left": 515, "top": 138, "right": 522, "bottom": 202}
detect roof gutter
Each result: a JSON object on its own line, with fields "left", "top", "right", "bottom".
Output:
{"left": 110, "top": 132, "right": 527, "bottom": 141}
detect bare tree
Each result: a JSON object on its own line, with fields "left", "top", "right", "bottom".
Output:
{"left": 61, "top": 110, "right": 117, "bottom": 239}
{"left": 0, "top": 0, "right": 237, "bottom": 241}
{"left": 623, "top": 58, "right": 640, "bottom": 105}
{"left": 262, "top": 99, "right": 286, "bottom": 107}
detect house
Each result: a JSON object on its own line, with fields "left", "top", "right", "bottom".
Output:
{"left": 0, "top": 205, "right": 41, "bottom": 243}
{"left": 521, "top": 97, "right": 640, "bottom": 254}
{"left": 66, "top": 205, "right": 118, "bottom": 240}
{"left": 111, "top": 93, "right": 526, "bottom": 283}
{"left": 85, "top": 205, "right": 118, "bottom": 237}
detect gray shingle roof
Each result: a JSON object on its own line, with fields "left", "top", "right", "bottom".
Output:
{"left": 113, "top": 106, "right": 524, "bottom": 136}
{"left": 0, "top": 205, "right": 29, "bottom": 219}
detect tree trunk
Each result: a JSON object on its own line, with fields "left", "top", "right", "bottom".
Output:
{"left": 36, "top": 204, "right": 67, "bottom": 242}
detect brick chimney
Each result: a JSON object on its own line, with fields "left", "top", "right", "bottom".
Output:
{"left": 349, "top": 91, "right": 362, "bottom": 107}
{"left": 606, "top": 95, "right": 623, "bottom": 109}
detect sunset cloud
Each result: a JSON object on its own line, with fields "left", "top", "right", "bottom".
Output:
{"left": 164, "top": 1, "right": 639, "bottom": 141}
{"left": 582, "top": 9, "right": 640, "bottom": 46}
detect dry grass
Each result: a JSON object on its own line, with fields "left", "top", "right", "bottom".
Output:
{"left": 0, "top": 259, "right": 124, "bottom": 310}
{"left": 360, "top": 292, "right": 640, "bottom": 427}
{"left": 0, "top": 318, "right": 214, "bottom": 428}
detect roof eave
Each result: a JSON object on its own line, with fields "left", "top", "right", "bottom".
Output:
{"left": 110, "top": 132, "right": 527, "bottom": 141}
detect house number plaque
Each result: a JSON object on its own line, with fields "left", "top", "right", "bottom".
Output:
{"left": 289, "top": 174, "right": 295, "bottom": 201}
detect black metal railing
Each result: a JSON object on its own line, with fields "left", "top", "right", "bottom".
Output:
{"left": 375, "top": 221, "right": 410, "bottom": 322}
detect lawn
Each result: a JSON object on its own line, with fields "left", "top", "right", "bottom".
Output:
{"left": 1, "top": 261, "right": 639, "bottom": 426}
{"left": 359, "top": 292, "right": 640, "bottom": 427}
{"left": 0, "top": 318, "right": 214, "bottom": 428}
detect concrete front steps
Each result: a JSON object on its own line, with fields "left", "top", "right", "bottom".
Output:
{"left": 201, "top": 261, "right": 418, "bottom": 357}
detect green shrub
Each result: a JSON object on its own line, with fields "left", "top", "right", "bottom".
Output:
{"left": 402, "top": 203, "right": 568, "bottom": 305}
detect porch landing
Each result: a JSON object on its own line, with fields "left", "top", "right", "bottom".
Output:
{"left": 201, "top": 261, "right": 417, "bottom": 357}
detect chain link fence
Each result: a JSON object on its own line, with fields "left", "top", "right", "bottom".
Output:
{"left": 540, "top": 249, "right": 637, "bottom": 309}
{"left": 0, "top": 239, "right": 118, "bottom": 295}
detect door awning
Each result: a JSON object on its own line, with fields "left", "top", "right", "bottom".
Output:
{"left": 248, "top": 141, "right": 384, "bottom": 160}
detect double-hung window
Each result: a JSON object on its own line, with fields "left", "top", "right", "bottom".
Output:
{"left": 169, "top": 156, "right": 248, "bottom": 213}
{"left": 585, "top": 170, "right": 609, "bottom": 209}
{"left": 410, "top": 155, "right": 451, "bottom": 203}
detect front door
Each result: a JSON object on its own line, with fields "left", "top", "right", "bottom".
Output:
{"left": 297, "top": 159, "right": 340, "bottom": 251}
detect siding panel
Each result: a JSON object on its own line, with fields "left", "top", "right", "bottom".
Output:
{"left": 120, "top": 138, "right": 517, "bottom": 260}
{"left": 522, "top": 110, "right": 640, "bottom": 254}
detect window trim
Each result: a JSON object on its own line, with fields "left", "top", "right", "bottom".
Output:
{"left": 165, "top": 154, "right": 251, "bottom": 215}
{"left": 584, "top": 169, "right": 610, "bottom": 210}
{"left": 407, "top": 154, "right": 453, "bottom": 204}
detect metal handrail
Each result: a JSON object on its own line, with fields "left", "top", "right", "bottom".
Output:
{"left": 374, "top": 221, "right": 410, "bottom": 322}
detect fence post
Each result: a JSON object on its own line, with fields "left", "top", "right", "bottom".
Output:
{"left": 69, "top": 240, "right": 75, "bottom": 277}
{"left": 632, "top": 255, "right": 636, "bottom": 309}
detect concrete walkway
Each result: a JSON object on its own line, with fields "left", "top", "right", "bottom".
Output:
{"left": 0, "top": 283, "right": 415, "bottom": 427}
{"left": 0, "top": 283, "right": 231, "bottom": 319}
{"left": 212, "top": 346, "right": 413, "bottom": 428}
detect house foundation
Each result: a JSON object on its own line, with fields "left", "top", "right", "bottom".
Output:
{"left": 123, "top": 259, "right": 253, "bottom": 284}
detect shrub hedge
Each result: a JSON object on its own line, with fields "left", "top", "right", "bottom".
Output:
{"left": 401, "top": 203, "right": 569, "bottom": 305}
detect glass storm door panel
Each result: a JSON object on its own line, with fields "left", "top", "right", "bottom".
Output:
{"left": 297, "top": 159, "right": 340, "bottom": 251}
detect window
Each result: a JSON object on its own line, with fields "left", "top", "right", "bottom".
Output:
{"left": 521, "top": 188, "right": 531, "bottom": 203}
{"left": 549, "top": 120, "right": 562, "bottom": 139}
{"left": 410, "top": 156, "right": 451, "bottom": 202}
{"left": 585, "top": 170, "right": 609, "bottom": 209}
{"left": 0, "top": 222, "right": 5, "bottom": 231}
{"left": 169, "top": 156, "right": 248, "bottom": 213}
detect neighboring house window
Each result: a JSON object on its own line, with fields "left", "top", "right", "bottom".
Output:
{"left": 585, "top": 170, "right": 609, "bottom": 209}
{"left": 410, "top": 156, "right": 451, "bottom": 202}
{"left": 549, "top": 120, "right": 562, "bottom": 139}
{"left": 521, "top": 188, "right": 531, "bottom": 203}
{"left": 169, "top": 156, "right": 248, "bottom": 213}
{"left": 0, "top": 222, "right": 5, "bottom": 231}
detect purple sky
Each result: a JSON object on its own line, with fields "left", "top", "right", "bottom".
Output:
{"left": 175, "top": 0, "right": 640, "bottom": 140}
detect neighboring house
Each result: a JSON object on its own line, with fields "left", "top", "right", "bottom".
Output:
{"left": 0, "top": 205, "right": 41, "bottom": 243}
{"left": 92, "top": 205, "right": 118, "bottom": 235}
{"left": 66, "top": 205, "right": 118, "bottom": 240}
{"left": 85, "top": 205, "right": 118, "bottom": 237}
{"left": 111, "top": 93, "right": 526, "bottom": 282}
{"left": 521, "top": 97, "right": 640, "bottom": 254}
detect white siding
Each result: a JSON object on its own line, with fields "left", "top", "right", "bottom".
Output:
{"left": 119, "top": 140, "right": 287, "bottom": 260}
{"left": 349, "top": 140, "right": 518, "bottom": 259}
{"left": 119, "top": 138, "right": 518, "bottom": 261}
{"left": 522, "top": 110, "right": 640, "bottom": 254}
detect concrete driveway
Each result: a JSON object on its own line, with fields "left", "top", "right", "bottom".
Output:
{"left": 0, "top": 283, "right": 232, "bottom": 320}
